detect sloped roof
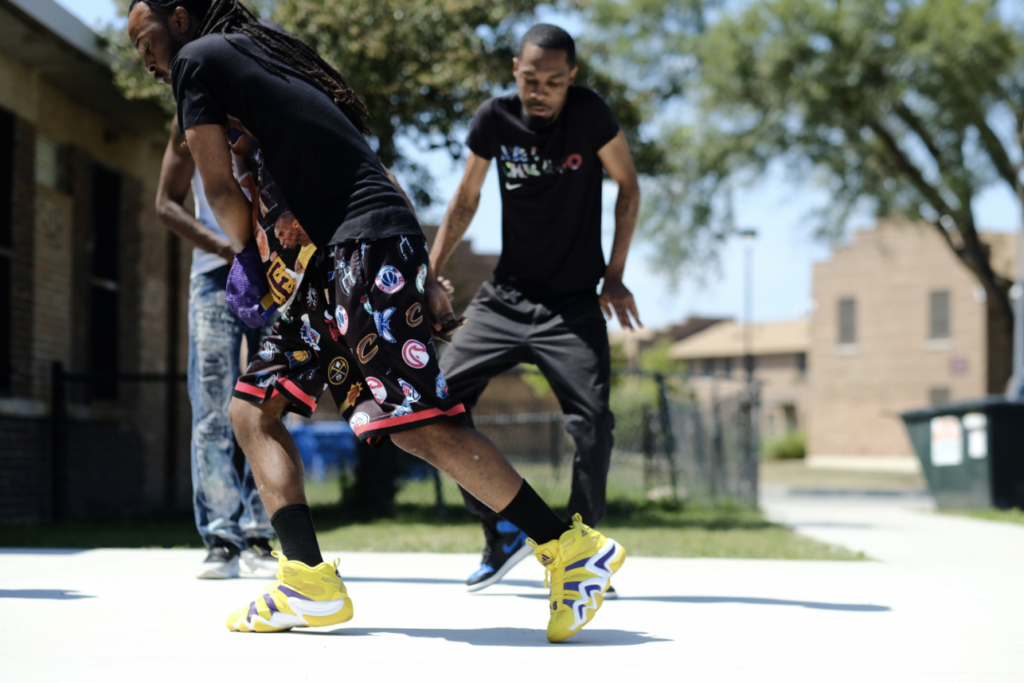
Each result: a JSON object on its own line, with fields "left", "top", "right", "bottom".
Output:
{"left": 669, "top": 318, "right": 809, "bottom": 360}
{"left": 0, "top": 0, "right": 166, "bottom": 135}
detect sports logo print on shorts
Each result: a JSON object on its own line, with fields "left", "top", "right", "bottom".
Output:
{"left": 416, "top": 264, "right": 427, "bottom": 294}
{"left": 324, "top": 309, "right": 342, "bottom": 341}
{"left": 357, "top": 333, "right": 378, "bottom": 363}
{"left": 436, "top": 372, "right": 449, "bottom": 399}
{"left": 360, "top": 296, "right": 396, "bottom": 343}
{"left": 306, "top": 286, "right": 317, "bottom": 310}
{"left": 335, "top": 305, "right": 349, "bottom": 335}
{"left": 327, "top": 357, "right": 349, "bottom": 386}
{"left": 256, "top": 372, "right": 279, "bottom": 389}
{"left": 392, "top": 378, "right": 422, "bottom": 417}
{"left": 259, "top": 342, "right": 278, "bottom": 362}
{"left": 398, "top": 235, "right": 414, "bottom": 262}
{"left": 285, "top": 350, "right": 311, "bottom": 368}
{"left": 350, "top": 412, "right": 370, "bottom": 429}
{"left": 375, "top": 265, "right": 405, "bottom": 294}
{"left": 299, "top": 314, "right": 321, "bottom": 351}
{"left": 339, "top": 381, "right": 363, "bottom": 413}
{"left": 402, "top": 339, "right": 429, "bottom": 369}
{"left": 366, "top": 377, "right": 387, "bottom": 403}
{"left": 406, "top": 303, "right": 423, "bottom": 327}
{"left": 336, "top": 257, "right": 357, "bottom": 297}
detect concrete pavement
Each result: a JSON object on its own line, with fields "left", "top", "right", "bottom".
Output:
{"left": 2, "top": 491, "right": 1023, "bottom": 682}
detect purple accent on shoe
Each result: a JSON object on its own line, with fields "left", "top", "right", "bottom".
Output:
{"left": 564, "top": 581, "right": 580, "bottom": 593}
{"left": 593, "top": 543, "right": 616, "bottom": 572}
{"left": 247, "top": 601, "right": 257, "bottom": 622}
{"left": 277, "top": 586, "right": 308, "bottom": 601}
{"left": 566, "top": 558, "right": 589, "bottom": 571}
{"left": 575, "top": 584, "right": 602, "bottom": 619}
{"left": 264, "top": 594, "right": 279, "bottom": 614}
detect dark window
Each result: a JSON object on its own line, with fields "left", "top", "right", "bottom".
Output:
{"left": 0, "top": 108, "right": 14, "bottom": 394}
{"left": 838, "top": 297, "right": 857, "bottom": 345}
{"left": 35, "top": 134, "right": 71, "bottom": 194}
{"left": 88, "top": 164, "right": 122, "bottom": 400}
{"left": 702, "top": 359, "right": 715, "bottom": 376}
{"left": 929, "top": 388, "right": 951, "bottom": 406}
{"left": 722, "top": 357, "right": 733, "bottom": 378}
{"left": 929, "top": 290, "right": 951, "bottom": 340}
{"left": 796, "top": 352, "right": 807, "bottom": 374}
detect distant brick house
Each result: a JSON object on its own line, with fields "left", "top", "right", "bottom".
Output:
{"left": 0, "top": 0, "right": 182, "bottom": 523}
{"left": 668, "top": 318, "right": 810, "bottom": 439}
{"left": 807, "top": 219, "right": 1016, "bottom": 467}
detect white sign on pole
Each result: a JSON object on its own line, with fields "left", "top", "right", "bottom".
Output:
{"left": 930, "top": 416, "right": 963, "bottom": 467}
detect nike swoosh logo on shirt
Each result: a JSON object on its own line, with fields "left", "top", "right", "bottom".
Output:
{"left": 505, "top": 183, "right": 523, "bottom": 190}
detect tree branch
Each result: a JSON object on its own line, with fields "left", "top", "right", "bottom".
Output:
{"left": 867, "top": 117, "right": 956, "bottom": 217}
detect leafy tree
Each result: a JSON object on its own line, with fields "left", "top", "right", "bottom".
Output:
{"left": 105, "top": 0, "right": 660, "bottom": 205}
{"left": 588, "top": 0, "right": 1024, "bottom": 386}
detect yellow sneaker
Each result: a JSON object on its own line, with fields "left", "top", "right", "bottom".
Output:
{"left": 528, "top": 514, "right": 626, "bottom": 643}
{"left": 226, "top": 552, "right": 354, "bottom": 632}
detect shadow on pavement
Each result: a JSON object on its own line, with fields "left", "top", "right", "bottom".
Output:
{"left": 0, "top": 589, "right": 94, "bottom": 600}
{"left": 620, "top": 596, "right": 890, "bottom": 611}
{"left": 305, "top": 626, "right": 670, "bottom": 647}
{"left": 344, "top": 576, "right": 541, "bottom": 589}
{"left": 0, "top": 549, "right": 88, "bottom": 555}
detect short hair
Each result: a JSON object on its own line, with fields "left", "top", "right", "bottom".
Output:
{"left": 518, "top": 24, "right": 575, "bottom": 68}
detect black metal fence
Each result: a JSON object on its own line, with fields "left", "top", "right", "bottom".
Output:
{"left": 456, "top": 370, "right": 761, "bottom": 509}
{"left": 48, "top": 362, "right": 190, "bottom": 521}
{"left": 35, "top": 363, "right": 759, "bottom": 523}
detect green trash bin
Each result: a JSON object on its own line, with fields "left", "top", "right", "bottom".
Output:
{"left": 901, "top": 397, "right": 1024, "bottom": 510}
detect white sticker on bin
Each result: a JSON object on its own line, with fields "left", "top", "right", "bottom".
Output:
{"left": 930, "top": 416, "right": 963, "bottom": 467}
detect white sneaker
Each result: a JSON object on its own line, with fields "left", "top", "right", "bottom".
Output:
{"left": 240, "top": 539, "right": 279, "bottom": 577}
{"left": 196, "top": 545, "right": 240, "bottom": 579}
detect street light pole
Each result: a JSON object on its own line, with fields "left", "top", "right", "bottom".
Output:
{"left": 741, "top": 229, "right": 758, "bottom": 384}
{"left": 1013, "top": 222, "right": 1024, "bottom": 400}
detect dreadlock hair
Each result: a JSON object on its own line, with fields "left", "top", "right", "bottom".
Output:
{"left": 129, "top": 0, "right": 370, "bottom": 135}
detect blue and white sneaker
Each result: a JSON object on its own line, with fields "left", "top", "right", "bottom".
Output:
{"left": 466, "top": 520, "right": 533, "bottom": 592}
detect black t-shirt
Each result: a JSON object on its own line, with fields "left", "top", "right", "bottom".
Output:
{"left": 172, "top": 34, "right": 422, "bottom": 247}
{"left": 466, "top": 87, "right": 620, "bottom": 295}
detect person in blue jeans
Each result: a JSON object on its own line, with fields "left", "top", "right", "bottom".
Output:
{"left": 158, "top": 116, "right": 277, "bottom": 579}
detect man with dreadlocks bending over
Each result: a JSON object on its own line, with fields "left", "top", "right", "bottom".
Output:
{"left": 127, "top": 0, "right": 625, "bottom": 643}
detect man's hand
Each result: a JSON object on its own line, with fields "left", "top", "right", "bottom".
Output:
{"left": 599, "top": 276, "right": 643, "bottom": 331}
{"left": 437, "top": 276, "right": 455, "bottom": 301}
{"left": 423, "top": 277, "right": 466, "bottom": 343}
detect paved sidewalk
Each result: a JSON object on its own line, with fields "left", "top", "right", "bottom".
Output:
{"left": 2, "top": 493, "right": 1023, "bottom": 681}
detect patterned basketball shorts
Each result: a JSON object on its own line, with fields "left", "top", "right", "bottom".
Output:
{"left": 234, "top": 235, "right": 466, "bottom": 442}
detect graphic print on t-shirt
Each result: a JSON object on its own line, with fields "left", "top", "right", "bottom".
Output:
{"left": 499, "top": 145, "right": 583, "bottom": 181}
{"left": 465, "top": 86, "right": 620, "bottom": 294}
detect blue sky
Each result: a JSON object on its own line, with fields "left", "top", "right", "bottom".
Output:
{"left": 56, "top": 0, "right": 1021, "bottom": 331}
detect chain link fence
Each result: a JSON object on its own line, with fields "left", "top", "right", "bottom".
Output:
{"left": 394, "top": 369, "right": 761, "bottom": 512}
{"left": 31, "top": 364, "right": 759, "bottom": 523}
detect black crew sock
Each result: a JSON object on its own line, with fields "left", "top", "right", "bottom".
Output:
{"left": 497, "top": 480, "right": 571, "bottom": 545}
{"left": 270, "top": 504, "right": 324, "bottom": 567}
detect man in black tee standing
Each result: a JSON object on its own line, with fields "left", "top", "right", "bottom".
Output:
{"left": 127, "top": 0, "right": 626, "bottom": 643}
{"left": 430, "top": 24, "right": 642, "bottom": 592}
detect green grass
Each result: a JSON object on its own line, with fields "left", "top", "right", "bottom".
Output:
{"left": 941, "top": 508, "right": 1024, "bottom": 526}
{"left": 0, "top": 477, "right": 864, "bottom": 560}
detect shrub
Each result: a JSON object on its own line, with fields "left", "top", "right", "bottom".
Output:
{"left": 762, "top": 430, "right": 806, "bottom": 460}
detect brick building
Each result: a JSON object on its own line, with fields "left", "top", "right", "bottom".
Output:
{"left": 0, "top": 0, "right": 185, "bottom": 523}
{"left": 808, "top": 219, "right": 1016, "bottom": 467}
{"left": 668, "top": 318, "right": 810, "bottom": 438}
